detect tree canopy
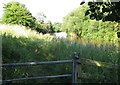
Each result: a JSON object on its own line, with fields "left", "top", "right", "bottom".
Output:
{"left": 80, "top": 0, "right": 120, "bottom": 22}
{"left": 62, "top": 3, "right": 89, "bottom": 36}
{"left": 62, "top": 2, "right": 118, "bottom": 40}
{"left": 1, "top": 1, "right": 36, "bottom": 28}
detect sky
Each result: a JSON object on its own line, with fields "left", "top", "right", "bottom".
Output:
{"left": 0, "top": 0, "right": 82, "bottom": 23}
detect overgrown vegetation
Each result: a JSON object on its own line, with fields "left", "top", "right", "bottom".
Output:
{"left": 1, "top": 24, "right": 119, "bottom": 83}
{"left": 1, "top": 0, "right": 120, "bottom": 84}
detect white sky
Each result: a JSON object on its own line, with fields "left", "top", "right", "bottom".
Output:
{"left": 0, "top": 0, "right": 82, "bottom": 23}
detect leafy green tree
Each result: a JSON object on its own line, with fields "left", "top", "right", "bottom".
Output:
{"left": 62, "top": 2, "right": 117, "bottom": 40}
{"left": 1, "top": 1, "right": 36, "bottom": 28}
{"left": 80, "top": 0, "right": 120, "bottom": 22}
{"left": 62, "top": 3, "right": 89, "bottom": 36}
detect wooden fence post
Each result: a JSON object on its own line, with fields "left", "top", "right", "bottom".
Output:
{"left": 72, "top": 52, "right": 79, "bottom": 84}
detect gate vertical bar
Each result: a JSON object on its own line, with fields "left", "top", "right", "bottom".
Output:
{"left": 72, "top": 52, "right": 79, "bottom": 84}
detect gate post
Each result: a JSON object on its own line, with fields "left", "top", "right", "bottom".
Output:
{"left": 72, "top": 52, "right": 79, "bottom": 84}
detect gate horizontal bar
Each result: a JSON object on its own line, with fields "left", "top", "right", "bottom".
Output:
{"left": 1, "top": 74, "right": 72, "bottom": 83}
{"left": 1, "top": 60, "right": 73, "bottom": 67}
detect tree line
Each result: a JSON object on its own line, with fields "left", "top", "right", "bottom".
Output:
{"left": 0, "top": 1, "right": 61, "bottom": 34}
{"left": 62, "top": 0, "right": 120, "bottom": 40}
{"left": 0, "top": 1, "right": 120, "bottom": 40}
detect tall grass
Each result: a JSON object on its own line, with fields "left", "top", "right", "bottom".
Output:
{"left": 1, "top": 24, "right": 119, "bottom": 83}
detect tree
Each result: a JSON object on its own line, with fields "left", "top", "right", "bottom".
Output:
{"left": 62, "top": 3, "right": 89, "bottom": 36}
{"left": 36, "top": 12, "right": 46, "bottom": 24}
{"left": 53, "top": 22, "right": 62, "bottom": 32}
{"left": 80, "top": 0, "right": 120, "bottom": 22}
{"left": 62, "top": 2, "right": 117, "bottom": 40}
{"left": 1, "top": 1, "right": 36, "bottom": 28}
{"left": 44, "top": 21, "right": 55, "bottom": 33}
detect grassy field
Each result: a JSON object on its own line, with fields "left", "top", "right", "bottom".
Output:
{"left": 1, "top": 24, "right": 119, "bottom": 83}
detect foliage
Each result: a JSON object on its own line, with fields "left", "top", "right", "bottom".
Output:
{"left": 1, "top": 24, "right": 72, "bottom": 83}
{"left": 80, "top": 0, "right": 120, "bottom": 22}
{"left": 40, "top": 21, "right": 55, "bottom": 34}
{"left": 62, "top": 3, "right": 89, "bottom": 36}
{"left": 1, "top": 1, "right": 36, "bottom": 28}
{"left": 34, "top": 21, "right": 48, "bottom": 34}
{"left": 53, "top": 22, "right": 62, "bottom": 32}
{"left": 1, "top": 1, "right": 57, "bottom": 34}
{"left": 62, "top": 3, "right": 118, "bottom": 41}
{"left": 81, "top": 20, "right": 118, "bottom": 41}
{"left": 1, "top": 24, "right": 119, "bottom": 83}
{"left": 44, "top": 21, "right": 55, "bottom": 33}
